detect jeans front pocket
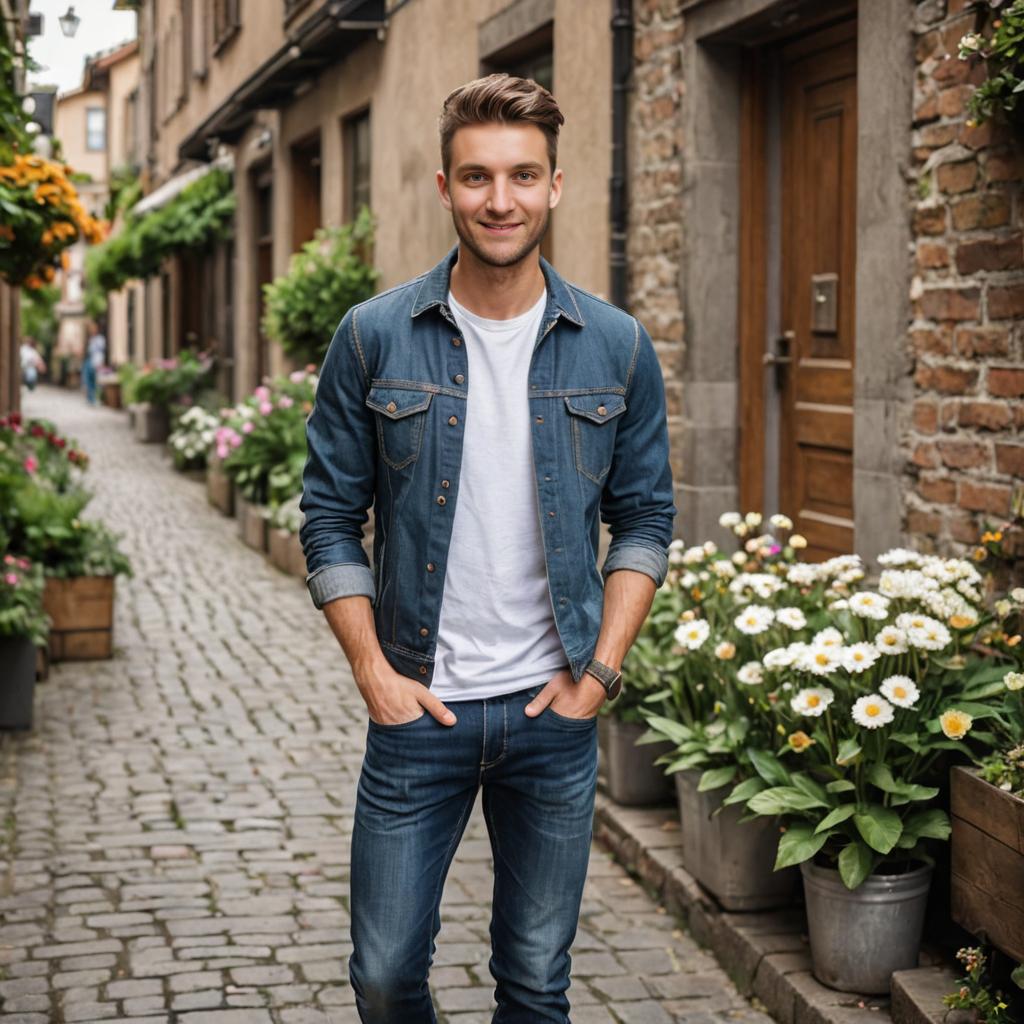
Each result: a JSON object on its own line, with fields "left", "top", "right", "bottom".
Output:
{"left": 564, "top": 393, "right": 626, "bottom": 484}
{"left": 366, "top": 386, "right": 433, "bottom": 470}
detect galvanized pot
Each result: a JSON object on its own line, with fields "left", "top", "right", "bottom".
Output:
{"left": 675, "top": 769, "right": 798, "bottom": 911}
{"left": 598, "top": 716, "right": 674, "bottom": 806}
{"left": 801, "top": 859, "right": 933, "bottom": 994}
{"left": 0, "top": 636, "right": 36, "bottom": 730}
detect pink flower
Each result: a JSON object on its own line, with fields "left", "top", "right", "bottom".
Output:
{"left": 16, "top": 558, "right": 29, "bottom": 569}
{"left": 4, "top": 573, "right": 18, "bottom": 586}
{"left": 216, "top": 444, "right": 229, "bottom": 459}
{"left": 289, "top": 370, "right": 306, "bottom": 383}
{"left": 242, "top": 421, "right": 255, "bottom": 434}
{"left": 23, "top": 455, "right": 38, "bottom": 474}
{"left": 259, "top": 401, "right": 273, "bottom": 416}
{"left": 229, "top": 433, "right": 242, "bottom": 448}
{"left": 278, "top": 396, "right": 294, "bottom": 409}
{"left": 2, "top": 555, "right": 14, "bottom": 565}
{"left": 254, "top": 386, "right": 271, "bottom": 401}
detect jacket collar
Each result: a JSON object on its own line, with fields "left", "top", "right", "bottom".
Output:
{"left": 411, "top": 244, "right": 585, "bottom": 328}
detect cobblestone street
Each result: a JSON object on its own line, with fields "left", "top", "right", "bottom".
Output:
{"left": 0, "top": 386, "right": 770, "bottom": 1024}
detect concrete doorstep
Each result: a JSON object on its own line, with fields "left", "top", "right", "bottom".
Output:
{"left": 591, "top": 785, "right": 958, "bottom": 1024}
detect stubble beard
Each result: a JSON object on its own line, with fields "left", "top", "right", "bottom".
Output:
{"left": 451, "top": 204, "right": 551, "bottom": 269}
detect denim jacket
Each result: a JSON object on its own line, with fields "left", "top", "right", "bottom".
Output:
{"left": 300, "top": 246, "right": 676, "bottom": 686}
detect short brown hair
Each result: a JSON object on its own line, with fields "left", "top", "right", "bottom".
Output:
{"left": 438, "top": 73, "right": 564, "bottom": 177}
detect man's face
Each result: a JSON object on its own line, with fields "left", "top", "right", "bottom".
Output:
{"left": 437, "top": 122, "right": 562, "bottom": 269}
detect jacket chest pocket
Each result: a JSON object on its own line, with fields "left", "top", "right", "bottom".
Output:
{"left": 366, "top": 386, "right": 433, "bottom": 470}
{"left": 564, "top": 393, "right": 627, "bottom": 484}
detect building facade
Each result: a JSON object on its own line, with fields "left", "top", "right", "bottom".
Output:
{"left": 122, "top": 0, "right": 1023, "bottom": 568}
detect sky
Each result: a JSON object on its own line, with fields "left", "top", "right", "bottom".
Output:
{"left": 26, "top": 0, "right": 137, "bottom": 97}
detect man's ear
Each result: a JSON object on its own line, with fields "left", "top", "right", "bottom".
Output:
{"left": 436, "top": 169, "right": 453, "bottom": 211}
{"left": 548, "top": 167, "right": 564, "bottom": 210}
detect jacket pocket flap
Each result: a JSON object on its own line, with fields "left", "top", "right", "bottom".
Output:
{"left": 366, "top": 387, "right": 433, "bottom": 419}
{"left": 563, "top": 394, "right": 627, "bottom": 424}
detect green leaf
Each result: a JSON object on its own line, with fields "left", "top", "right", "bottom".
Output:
{"left": 836, "top": 739, "right": 862, "bottom": 766}
{"left": 643, "top": 716, "right": 694, "bottom": 746}
{"left": 698, "top": 766, "right": 737, "bottom": 792}
{"left": 826, "top": 779, "right": 856, "bottom": 794}
{"left": 776, "top": 824, "right": 830, "bottom": 869}
{"left": 838, "top": 841, "right": 874, "bottom": 890}
{"left": 722, "top": 776, "right": 767, "bottom": 807}
{"left": 902, "top": 808, "right": 951, "bottom": 843}
{"left": 815, "top": 804, "right": 857, "bottom": 834}
{"left": 747, "top": 748, "right": 790, "bottom": 787}
{"left": 1010, "top": 964, "right": 1024, "bottom": 991}
{"left": 748, "top": 786, "right": 828, "bottom": 816}
{"left": 866, "top": 765, "right": 939, "bottom": 803}
{"left": 853, "top": 805, "right": 903, "bottom": 855}
{"left": 789, "top": 773, "right": 830, "bottom": 806}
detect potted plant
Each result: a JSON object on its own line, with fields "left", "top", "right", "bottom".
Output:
{"left": 132, "top": 351, "right": 214, "bottom": 443}
{"left": 0, "top": 553, "right": 49, "bottom": 730}
{"left": 638, "top": 512, "right": 825, "bottom": 909}
{"left": 168, "top": 404, "right": 217, "bottom": 474}
{"left": 958, "top": 3, "right": 1024, "bottom": 132}
{"left": 732, "top": 544, "right": 1012, "bottom": 994}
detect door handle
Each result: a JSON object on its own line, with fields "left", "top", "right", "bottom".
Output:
{"left": 763, "top": 331, "right": 794, "bottom": 366}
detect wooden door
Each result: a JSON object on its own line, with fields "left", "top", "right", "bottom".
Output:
{"left": 778, "top": 24, "right": 857, "bottom": 559}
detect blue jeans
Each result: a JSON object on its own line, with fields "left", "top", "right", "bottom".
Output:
{"left": 83, "top": 360, "right": 97, "bottom": 404}
{"left": 349, "top": 679, "right": 599, "bottom": 1022}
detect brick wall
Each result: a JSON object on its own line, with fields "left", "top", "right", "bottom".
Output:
{"left": 908, "top": 0, "right": 1024, "bottom": 553}
{"left": 626, "top": 0, "right": 685, "bottom": 484}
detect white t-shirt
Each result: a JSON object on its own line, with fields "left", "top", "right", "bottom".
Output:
{"left": 428, "top": 288, "right": 568, "bottom": 702}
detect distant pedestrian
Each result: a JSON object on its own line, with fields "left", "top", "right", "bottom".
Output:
{"left": 83, "top": 320, "right": 106, "bottom": 405}
{"left": 301, "top": 74, "right": 675, "bottom": 1021}
{"left": 19, "top": 338, "right": 46, "bottom": 391}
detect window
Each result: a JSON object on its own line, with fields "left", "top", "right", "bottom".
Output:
{"left": 86, "top": 107, "right": 106, "bottom": 151}
{"left": 343, "top": 109, "right": 371, "bottom": 221}
{"left": 213, "top": 0, "right": 240, "bottom": 52}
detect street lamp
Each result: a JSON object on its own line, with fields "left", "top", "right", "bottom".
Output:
{"left": 58, "top": 6, "right": 80, "bottom": 38}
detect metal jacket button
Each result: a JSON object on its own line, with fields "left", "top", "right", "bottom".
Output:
{"left": 426, "top": 562, "right": 435, "bottom": 572}
{"left": 454, "top": 373, "right": 465, "bottom": 384}
{"left": 436, "top": 495, "right": 446, "bottom": 505}
{"left": 419, "top": 665, "right": 427, "bottom": 675}
{"left": 448, "top": 415, "right": 458, "bottom": 426}
{"left": 441, "top": 479, "right": 450, "bottom": 488}
{"left": 419, "top": 627, "right": 429, "bottom": 637}
{"left": 597, "top": 405, "right": 607, "bottom": 416}
{"left": 386, "top": 401, "right": 397, "bottom": 413}
{"left": 452, "top": 337, "right": 461, "bottom": 347}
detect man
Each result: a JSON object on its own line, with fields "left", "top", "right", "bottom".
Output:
{"left": 19, "top": 338, "right": 45, "bottom": 391}
{"left": 300, "top": 74, "right": 675, "bottom": 1022}
{"left": 83, "top": 320, "right": 106, "bottom": 405}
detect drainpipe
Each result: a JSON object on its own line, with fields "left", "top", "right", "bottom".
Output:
{"left": 609, "top": 0, "right": 633, "bottom": 311}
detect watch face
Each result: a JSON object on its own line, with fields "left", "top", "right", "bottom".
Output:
{"left": 608, "top": 676, "right": 622, "bottom": 700}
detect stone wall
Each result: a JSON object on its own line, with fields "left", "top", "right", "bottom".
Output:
{"left": 907, "top": 0, "right": 1024, "bottom": 554}
{"left": 626, "top": 0, "right": 686, "bottom": 501}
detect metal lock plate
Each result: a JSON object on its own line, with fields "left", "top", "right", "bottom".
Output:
{"left": 811, "top": 273, "right": 838, "bottom": 334}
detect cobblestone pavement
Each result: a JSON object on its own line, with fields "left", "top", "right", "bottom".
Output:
{"left": 0, "top": 385, "right": 772, "bottom": 1024}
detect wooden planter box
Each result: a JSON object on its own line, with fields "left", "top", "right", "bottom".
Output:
{"left": 206, "top": 456, "right": 234, "bottom": 516}
{"left": 42, "top": 576, "right": 115, "bottom": 661}
{"left": 134, "top": 402, "right": 170, "bottom": 444}
{"left": 951, "top": 765, "right": 1024, "bottom": 962}
{"left": 287, "top": 530, "right": 307, "bottom": 579}
{"left": 100, "top": 380, "right": 122, "bottom": 409}
{"left": 268, "top": 528, "right": 293, "bottom": 573}
{"left": 236, "top": 495, "right": 269, "bottom": 553}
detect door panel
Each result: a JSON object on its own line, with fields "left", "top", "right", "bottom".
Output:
{"left": 779, "top": 26, "right": 857, "bottom": 561}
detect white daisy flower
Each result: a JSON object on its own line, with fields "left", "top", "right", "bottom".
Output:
{"left": 812, "top": 627, "right": 844, "bottom": 648}
{"left": 791, "top": 687, "right": 835, "bottom": 717}
{"left": 763, "top": 647, "right": 795, "bottom": 670}
{"left": 682, "top": 545, "right": 706, "bottom": 565}
{"left": 745, "top": 512, "right": 763, "bottom": 527}
{"left": 875, "top": 626, "right": 908, "bottom": 655}
{"left": 786, "top": 563, "right": 819, "bottom": 587}
{"left": 710, "top": 559, "right": 738, "bottom": 578}
{"left": 877, "top": 548, "right": 922, "bottom": 567}
{"left": 737, "top": 661, "right": 765, "bottom": 685}
{"left": 719, "top": 512, "right": 742, "bottom": 528}
{"left": 734, "top": 605, "right": 775, "bottom": 635}
{"left": 828, "top": 599, "right": 850, "bottom": 611}
{"left": 852, "top": 694, "right": 895, "bottom": 729}
{"left": 770, "top": 513, "right": 793, "bottom": 529}
{"left": 907, "top": 619, "right": 952, "bottom": 652}
{"left": 680, "top": 571, "right": 699, "bottom": 588}
{"left": 776, "top": 607, "right": 807, "bottom": 629}
{"left": 732, "top": 551, "right": 748, "bottom": 565}
{"left": 842, "top": 643, "right": 880, "bottom": 674}
{"left": 880, "top": 675, "right": 919, "bottom": 708}
{"left": 849, "top": 592, "right": 891, "bottom": 620}
{"left": 799, "top": 645, "right": 843, "bottom": 676}
{"left": 714, "top": 641, "right": 736, "bottom": 660}
{"left": 673, "top": 620, "right": 711, "bottom": 650}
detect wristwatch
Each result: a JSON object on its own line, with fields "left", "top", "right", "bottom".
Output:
{"left": 584, "top": 658, "right": 623, "bottom": 701}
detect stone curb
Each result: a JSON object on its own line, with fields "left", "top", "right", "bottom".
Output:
{"left": 592, "top": 792, "right": 956, "bottom": 1024}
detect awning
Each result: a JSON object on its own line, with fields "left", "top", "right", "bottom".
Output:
{"left": 178, "top": 0, "right": 385, "bottom": 161}
{"left": 131, "top": 152, "right": 235, "bottom": 217}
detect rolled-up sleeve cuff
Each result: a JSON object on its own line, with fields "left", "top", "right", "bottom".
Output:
{"left": 306, "top": 562, "right": 376, "bottom": 610}
{"left": 601, "top": 543, "right": 669, "bottom": 588}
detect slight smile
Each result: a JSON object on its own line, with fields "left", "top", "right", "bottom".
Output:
{"left": 481, "top": 222, "right": 521, "bottom": 234}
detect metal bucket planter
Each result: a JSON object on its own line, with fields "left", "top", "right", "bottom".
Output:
{"left": 675, "top": 769, "right": 798, "bottom": 911}
{"left": 0, "top": 636, "right": 37, "bottom": 729}
{"left": 599, "top": 716, "right": 675, "bottom": 805}
{"left": 801, "top": 860, "right": 933, "bottom": 994}
{"left": 133, "top": 401, "right": 170, "bottom": 444}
